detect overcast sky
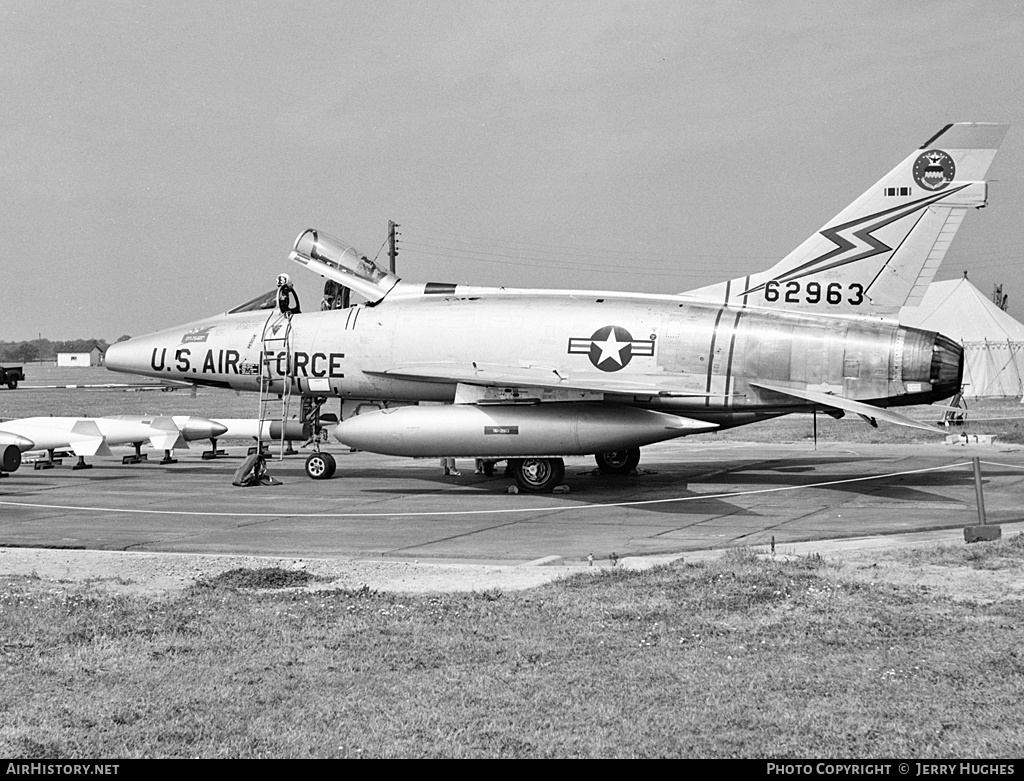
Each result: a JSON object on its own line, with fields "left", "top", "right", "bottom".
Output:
{"left": 2, "top": 0, "right": 1023, "bottom": 342}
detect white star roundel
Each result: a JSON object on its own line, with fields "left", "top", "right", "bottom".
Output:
{"left": 567, "top": 325, "right": 655, "bottom": 372}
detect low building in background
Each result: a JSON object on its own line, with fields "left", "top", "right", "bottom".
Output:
{"left": 56, "top": 343, "right": 104, "bottom": 368}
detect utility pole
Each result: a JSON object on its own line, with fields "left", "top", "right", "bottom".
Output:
{"left": 992, "top": 283, "right": 1009, "bottom": 312}
{"left": 388, "top": 220, "right": 400, "bottom": 275}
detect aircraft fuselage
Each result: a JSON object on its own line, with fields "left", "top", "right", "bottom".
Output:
{"left": 107, "top": 290, "right": 962, "bottom": 431}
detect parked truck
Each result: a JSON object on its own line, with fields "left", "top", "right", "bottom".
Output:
{"left": 1, "top": 366, "right": 24, "bottom": 389}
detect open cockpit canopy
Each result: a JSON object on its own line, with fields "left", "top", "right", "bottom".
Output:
{"left": 290, "top": 228, "right": 399, "bottom": 303}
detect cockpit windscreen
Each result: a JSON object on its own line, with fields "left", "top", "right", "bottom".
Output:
{"left": 228, "top": 289, "right": 278, "bottom": 314}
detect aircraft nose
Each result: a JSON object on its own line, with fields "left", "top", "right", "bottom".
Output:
{"left": 104, "top": 338, "right": 143, "bottom": 375}
{"left": 104, "top": 332, "right": 170, "bottom": 378}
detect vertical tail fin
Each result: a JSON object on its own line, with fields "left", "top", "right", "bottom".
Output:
{"left": 685, "top": 123, "right": 1009, "bottom": 318}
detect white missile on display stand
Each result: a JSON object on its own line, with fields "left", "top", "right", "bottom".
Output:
{"left": 109, "top": 415, "right": 229, "bottom": 449}
{"left": 0, "top": 418, "right": 116, "bottom": 456}
{"left": 0, "top": 415, "right": 231, "bottom": 469}
{"left": 107, "top": 415, "right": 230, "bottom": 464}
{"left": 332, "top": 403, "right": 719, "bottom": 458}
{"left": 213, "top": 419, "right": 310, "bottom": 442}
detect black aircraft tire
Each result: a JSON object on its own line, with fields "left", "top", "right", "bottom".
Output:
{"left": 595, "top": 448, "right": 641, "bottom": 475}
{"left": 7, "top": 378, "right": 17, "bottom": 390}
{"left": 305, "top": 452, "right": 336, "bottom": 480}
{"left": 1, "top": 444, "right": 22, "bottom": 472}
{"left": 322, "top": 453, "right": 337, "bottom": 479}
{"left": 513, "top": 457, "right": 565, "bottom": 493}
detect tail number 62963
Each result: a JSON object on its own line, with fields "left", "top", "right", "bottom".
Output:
{"left": 764, "top": 281, "right": 865, "bottom": 306}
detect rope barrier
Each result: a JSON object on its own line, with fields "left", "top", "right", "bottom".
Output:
{"left": 978, "top": 460, "right": 1024, "bottom": 471}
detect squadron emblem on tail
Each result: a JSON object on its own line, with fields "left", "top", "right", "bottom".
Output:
{"left": 913, "top": 149, "right": 956, "bottom": 191}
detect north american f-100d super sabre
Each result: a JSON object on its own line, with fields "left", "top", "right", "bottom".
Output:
{"left": 105, "top": 123, "right": 1009, "bottom": 491}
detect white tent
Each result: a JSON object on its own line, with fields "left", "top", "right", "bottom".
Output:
{"left": 899, "top": 278, "right": 1024, "bottom": 399}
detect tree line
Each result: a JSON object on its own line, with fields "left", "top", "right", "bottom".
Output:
{"left": 0, "top": 336, "right": 130, "bottom": 364}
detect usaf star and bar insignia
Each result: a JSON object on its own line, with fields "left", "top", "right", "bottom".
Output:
{"left": 568, "top": 325, "right": 655, "bottom": 372}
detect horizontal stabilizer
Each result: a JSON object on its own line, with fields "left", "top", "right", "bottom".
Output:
{"left": 750, "top": 382, "right": 941, "bottom": 433}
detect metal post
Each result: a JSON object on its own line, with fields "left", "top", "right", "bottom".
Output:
{"left": 972, "top": 456, "right": 987, "bottom": 525}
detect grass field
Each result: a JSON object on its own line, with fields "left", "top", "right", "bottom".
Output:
{"left": 0, "top": 363, "right": 254, "bottom": 422}
{"left": 2, "top": 539, "right": 1023, "bottom": 758}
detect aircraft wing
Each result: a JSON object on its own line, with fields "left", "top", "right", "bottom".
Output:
{"left": 749, "top": 382, "right": 942, "bottom": 433}
{"left": 366, "top": 363, "right": 729, "bottom": 398}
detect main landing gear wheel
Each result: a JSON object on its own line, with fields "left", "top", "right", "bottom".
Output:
{"left": 7, "top": 378, "right": 17, "bottom": 389}
{"left": 595, "top": 448, "right": 641, "bottom": 475}
{"left": 304, "top": 452, "right": 336, "bottom": 480}
{"left": 511, "top": 457, "right": 565, "bottom": 493}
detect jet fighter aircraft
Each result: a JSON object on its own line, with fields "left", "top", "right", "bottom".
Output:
{"left": 106, "top": 123, "right": 1009, "bottom": 491}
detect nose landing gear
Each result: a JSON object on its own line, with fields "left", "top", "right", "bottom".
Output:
{"left": 304, "top": 451, "right": 337, "bottom": 480}
{"left": 301, "top": 395, "right": 337, "bottom": 480}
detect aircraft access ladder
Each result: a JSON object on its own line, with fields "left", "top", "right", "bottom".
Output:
{"left": 257, "top": 311, "right": 296, "bottom": 461}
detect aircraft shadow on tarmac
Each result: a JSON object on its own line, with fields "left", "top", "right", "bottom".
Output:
{"left": 353, "top": 454, "right": 893, "bottom": 518}
{"left": 656, "top": 456, "right": 1024, "bottom": 508}
{"left": 696, "top": 472, "right": 963, "bottom": 505}
{"left": 361, "top": 476, "right": 761, "bottom": 518}
{"left": 350, "top": 451, "right": 1024, "bottom": 520}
